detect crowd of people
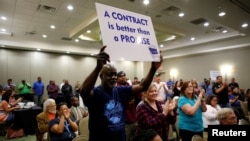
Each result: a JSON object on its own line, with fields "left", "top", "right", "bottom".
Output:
{"left": 0, "top": 46, "right": 249, "bottom": 141}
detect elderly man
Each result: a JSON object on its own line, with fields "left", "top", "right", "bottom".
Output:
{"left": 80, "top": 46, "right": 162, "bottom": 141}
{"left": 217, "top": 108, "right": 237, "bottom": 125}
{"left": 36, "top": 98, "right": 57, "bottom": 141}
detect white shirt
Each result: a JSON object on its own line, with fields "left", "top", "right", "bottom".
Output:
{"left": 202, "top": 104, "right": 221, "bottom": 128}
{"left": 153, "top": 82, "right": 168, "bottom": 101}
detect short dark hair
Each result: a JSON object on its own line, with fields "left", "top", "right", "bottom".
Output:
{"left": 57, "top": 102, "right": 67, "bottom": 110}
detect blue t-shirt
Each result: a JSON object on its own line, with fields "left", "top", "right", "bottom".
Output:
{"left": 49, "top": 117, "right": 76, "bottom": 141}
{"left": 177, "top": 95, "right": 203, "bottom": 132}
{"left": 33, "top": 81, "right": 44, "bottom": 95}
{"left": 85, "top": 85, "right": 133, "bottom": 141}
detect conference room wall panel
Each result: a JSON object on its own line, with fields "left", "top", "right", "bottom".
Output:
{"left": 162, "top": 46, "right": 250, "bottom": 90}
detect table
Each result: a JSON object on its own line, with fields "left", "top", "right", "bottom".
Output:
{"left": 13, "top": 106, "right": 43, "bottom": 135}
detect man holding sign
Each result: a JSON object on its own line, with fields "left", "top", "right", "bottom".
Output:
{"left": 80, "top": 46, "right": 162, "bottom": 141}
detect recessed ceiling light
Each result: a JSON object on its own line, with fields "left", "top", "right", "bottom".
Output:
{"left": 241, "top": 23, "right": 248, "bottom": 28}
{"left": 37, "top": 48, "right": 41, "bottom": 51}
{"left": 191, "top": 37, "right": 195, "bottom": 41}
{"left": 75, "top": 39, "right": 79, "bottom": 42}
{"left": 90, "top": 53, "right": 95, "bottom": 56}
{"left": 218, "top": 11, "right": 226, "bottom": 17}
{"left": 1, "top": 28, "right": 6, "bottom": 32}
{"left": 86, "top": 30, "right": 91, "bottom": 33}
{"left": 50, "top": 25, "right": 55, "bottom": 29}
{"left": 66, "top": 51, "right": 70, "bottom": 54}
{"left": 222, "top": 30, "right": 228, "bottom": 33}
{"left": 1, "top": 16, "right": 7, "bottom": 20}
{"left": 1, "top": 45, "right": 5, "bottom": 47}
{"left": 42, "top": 34, "right": 47, "bottom": 38}
{"left": 204, "top": 22, "right": 209, "bottom": 27}
{"left": 67, "top": 5, "right": 74, "bottom": 11}
{"left": 160, "top": 44, "right": 164, "bottom": 48}
{"left": 143, "top": 0, "right": 149, "bottom": 5}
{"left": 178, "top": 12, "right": 184, "bottom": 17}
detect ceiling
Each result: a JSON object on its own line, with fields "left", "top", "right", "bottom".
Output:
{"left": 0, "top": 0, "right": 250, "bottom": 58}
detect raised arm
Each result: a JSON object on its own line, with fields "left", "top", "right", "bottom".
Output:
{"left": 80, "top": 46, "right": 110, "bottom": 101}
{"left": 132, "top": 56, "right": 163, "bottom": 94}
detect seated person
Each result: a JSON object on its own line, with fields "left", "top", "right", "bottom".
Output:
{"left": 49, "top": 102, "right": 78, "bottom": 141}
{"left": 0, "top": 90, "right": 22, "bottom": 124}
{"left": 36, "top": 98, "right": 57, "bottom": 141}
{"left": 70, "top": 96, "right": 88, "bottom": 125}
{"left": 202, "top": 95, "right": 221, "bottom": 131}
{"left": 217, "top": 108, "right": 237, "bottom": 125}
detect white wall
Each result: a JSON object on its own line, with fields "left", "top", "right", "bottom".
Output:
{"left": 161, "top": 46, "right": 250, "bottom": 90}
{"left": 0, "top": 49, "right": 139, "bottom": 98}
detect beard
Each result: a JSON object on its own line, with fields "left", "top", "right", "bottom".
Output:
{"left": 48, "top": 109, "right": 56, "bottom": 114}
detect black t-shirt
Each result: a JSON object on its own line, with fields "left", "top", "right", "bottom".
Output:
{"left": 212, "top": 82, "right": 229, "bottom": 104}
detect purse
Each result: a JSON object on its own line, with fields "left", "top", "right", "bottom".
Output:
{"left": 5, "top": 125, "right": 24, "bottom": 139}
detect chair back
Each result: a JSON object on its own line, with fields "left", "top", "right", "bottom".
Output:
{"left": 78, "top": 116, "right": 89, "bottom": 138}
{"left": 240, "top": 101, "right": 249, "bottom": 117}
{"left": 73, "top": 135, "right": 88, "bottom": 141}
{"left": 191, "top": 135, "right": 205, "bottom": 141}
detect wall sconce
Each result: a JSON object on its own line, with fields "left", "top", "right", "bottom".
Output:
{"left": 169, "top": 69, "right": 178, "bottom": 82}
{"left": 220, "top": 64, "right": 232, "bottom": 81}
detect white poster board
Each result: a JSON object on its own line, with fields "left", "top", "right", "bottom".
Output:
{"left": 95, "top": 3, "right": 160, "bottom": 61}
{"left": 210, "top": 70, "right": 221, "bottom": 81}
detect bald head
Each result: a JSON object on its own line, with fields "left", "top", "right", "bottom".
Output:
{"left": 100, "top": 64, "right": 117, "bottom": 88}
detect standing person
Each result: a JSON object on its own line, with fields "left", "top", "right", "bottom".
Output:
{"left": 80, "top": 46, "right": 162, "bottom": 141}
{"left": 212, "top": 75, "right": 230, "bottom": 108}
{"left": 116, "top": 71, "right": 137, "bottom": 141}
{"left": 153, "top": 73, "right": 168, "bottom": 102}
{"left": 177, "top": 81, "right": 207, "bottom": 141}
{"left": 18, "top": 80, "right": 32, "bottom": 94}
{"left": 33, "top": 76, "right": 45, "bottom": 106}
{"left": 47, "top": 80, "right": 60, "bottom": 104}
{"left": 3, "top": 79, "right": 16, "bottom": 91}
{"left": 61, "top": 80, "right": 73, "bottom": 108}
{"left": 136, "top": 84, "right": 177, "bottom": 141}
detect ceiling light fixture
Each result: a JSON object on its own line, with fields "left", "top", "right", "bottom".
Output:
{"left": 50, "top": 25, "right": 55, "bottom": 29}
{"left": 143, "top": 0, "right": 150, "bottom": 5}
{"left": 67, "top": 5, "right": 74, "bottom": 11}
{"left": 191, "top": 37, "right": 195, "bottom": 41}
{"left": 222, "top": 30, "right": 228, "bottom": 33}
{"left": 160, "top": 44, "right": 164, "bottom": 48}
{"left": 75, "top": 39, "right": 79, "bottom": 42}
{"left": 86, "top": 30, "right": 91, "bottom": 33}
{"left": 178, "top": 12, "right": 184, "bottom": 17}
{"left": 66, "top": 51, "right": 70, "bottom": 54}
{"left": 241, "top": 23, "right": 248, "bottom": 28}
{"left": 1, "top": 16, "right": 7, "bottom": 20}
{"left": 1, "top": 28, "right": 6, "bottom": 32}
{"left": 37, "top": 48, "right": 41, "bottom": 51}
{"left": 42, "top": 34, "right": 47, "bottom": 38}
{"left": 204, "top": 22, "right": 209, "bottom": 27}
{"left": 218, "top": 11, "right": 226, "bottom": 17}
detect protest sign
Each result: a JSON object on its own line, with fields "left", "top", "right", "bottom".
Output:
{"left": 95, "top": 2, "right": 160, "bottom": 61}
